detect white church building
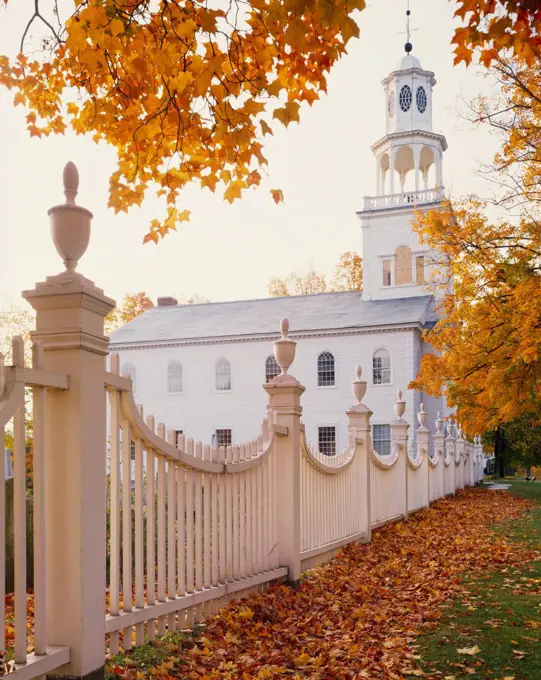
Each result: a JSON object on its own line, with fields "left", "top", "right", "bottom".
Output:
{"left": 110, "top": 49, "right": 449, "bottom": 457}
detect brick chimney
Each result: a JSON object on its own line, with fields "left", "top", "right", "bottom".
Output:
{"left": 157, "top": 296, "right": 178, "bottom": 307}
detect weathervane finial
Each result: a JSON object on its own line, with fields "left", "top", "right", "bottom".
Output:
{"left": 404, "top": 1, "right": 413, "bottom": 54}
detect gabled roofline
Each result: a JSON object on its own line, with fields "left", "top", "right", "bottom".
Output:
{"left": 109, "top": 320, "right": 430, "bottom": 352}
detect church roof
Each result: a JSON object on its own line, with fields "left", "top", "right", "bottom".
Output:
{"left": 110, "top": 292, "right": 434, "bottom": 347}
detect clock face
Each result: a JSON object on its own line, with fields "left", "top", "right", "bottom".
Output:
{"left": 388, "top": 91, "right": 395, "bottom": 117}
{"left": 399, "top": 84, "right": 412, "bottom": 112}
{"left": 416, "top": 86, "right": 427, "bottom": 113}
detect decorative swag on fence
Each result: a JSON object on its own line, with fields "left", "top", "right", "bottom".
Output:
{"left": 0, "top": 164, "right": 484, "bottom": 680}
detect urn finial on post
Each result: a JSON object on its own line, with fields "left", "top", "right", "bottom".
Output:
{"left": 63, "top": 161, "right": 79, "bottom": 205}
{"left": 352, "top": 365, "right": 367, "bottom": 405}
{"left": 273, "top": 318, "right": 296, "bottom": 377}
{"left": 49, "top": 161, "right": 93, "bottom": 274}
{"left": 394, "top": 388, "right": 406, "bottom": 419}
{"left": 435, "top": 412, "right": 443, "bottom": 434}
{"left": 417, "top": 402, "right": 427, "bottom": 428}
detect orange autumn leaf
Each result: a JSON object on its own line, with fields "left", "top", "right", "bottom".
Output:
{"left": 270, "top": 189, "right": 284, "bottom": 205}
{"left": 453, "top": 1, "right": 541, "bottom": 66}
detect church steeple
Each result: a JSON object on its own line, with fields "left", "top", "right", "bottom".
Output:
{"left": 373, "top": 47, "right": 446, "bottom": 199}
{"left": 357, "top": 36, "right": 448, "bottom": 303}
{"left": 364, "top": 8, "right": 448, "bottom": 204}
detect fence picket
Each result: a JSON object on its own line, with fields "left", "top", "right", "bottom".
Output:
{"left": 13, "top": 400, "right": 26, "bottom": 664}
{"left": 218, "top": 446, "right": 226, "bottom": 586}
{"left": 109, "top": 389, "right": 121, "bottom": 654}
{"left": 166, "top": 430, "right": 177, "bottom": 632}
{"left": 225, "top": 445, "right": 233, "bottom": 582}
{"left": 32, "top": 373, "right": 46, "bottom": 656}
{"left": 134, "top": 437, "right": 145, "bottom": 646}
{"left": 121, "top": 420, "right": 133, "bottom": 650}
{"left": 185, "top": 439, "right": 195, "bottom": 627}
{"left": 156, "top": 425, "right": 167, "bottom": 635}
{"left": 203, "top": 444, "right": 211, "bottom": 594}
{"left": 232, "top": 445, "right": 240, "bottom": 581}
{"left": 194, "top": 441, "right": 203, "bottom": 621}
{"left": 176, "top": 451, "right": 186, "bottom": 629}
{"left": 146, "top": 416, "right": 156, "bottom": 641}
{"left": 239, "top": 444, "right": 246, "bottom": 579}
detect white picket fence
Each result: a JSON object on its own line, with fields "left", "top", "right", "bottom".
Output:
{"left": 0, "top": 164, "right": 485, "bottom": 680}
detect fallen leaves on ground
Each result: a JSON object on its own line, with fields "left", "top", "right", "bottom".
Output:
{"left": 105, "top": 488, "right": 536, "bottom": 679}
{"left": 456, "top": 645, "right": 481, "bottom": 656}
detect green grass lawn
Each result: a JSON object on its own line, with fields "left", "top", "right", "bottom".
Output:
{"left": 416, "top": 479, "right": 541, "bottom": 680}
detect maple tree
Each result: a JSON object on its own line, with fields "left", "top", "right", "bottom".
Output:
{"left": 453, "top": 0, "right": 541, "bottom": 67}
{"left": 410, "top": 197, "right": 541, "bottom": 435}
{"left": 105, "top": 292, "right": 154, "bottom": 333}
{"left": 0, "top": 0, "right": 364, "bottom": 243}
{"left": 269, "top": 251, "right": 362, "bottom": 296}
{"left": 410, "top": 56, "right": 541, "bottom": 436}
{"left": 268, "top": 265, "right": 327, "bottom": 297}
{"left": 176, "top": 292, "right": 210, "bottom": 305}
{"left": 330, "top": 250, "right": 363, "bottom": 292}
{"left": 0, "top": 303, "right": 34, "bottom": 365}
{"left": 497, "top": 414, "right": 541, "bottom": 472}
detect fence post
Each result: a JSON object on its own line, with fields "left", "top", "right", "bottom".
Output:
{"left": 391, "top": 389, "right": 409, "bottom": 520}
{"left": 416, "top": 403, "right": 430, "bottom": 508}
{"left": 433, "top": 413, "right": 445, "bottom": 498}
{"left": 456, "top": 427, "right": 465, "bottom": 490}
{"left": 346, "top": 366, "right": 373, "bottom": 543}
{"left": 264, "top": 319, "right": 304, "bottom": 585}
{"left": 445, "top": 420, "right": 456, "bottom": 494}
{"left": 23, "top": 163, "right": 115, "bottom": 680}
{"left": 475, "top": 435, "right": 483, "bottom": 483}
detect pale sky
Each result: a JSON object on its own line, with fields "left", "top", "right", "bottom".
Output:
{"left": 0, "top": 0, "right": 498, "bottom": 310}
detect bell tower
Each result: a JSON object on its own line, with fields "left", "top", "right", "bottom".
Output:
{"left": 376, "top": 49, "right": 446, "bottom": 196}
{"left": 357, "top": 18, "right": 447, "bottom": 302}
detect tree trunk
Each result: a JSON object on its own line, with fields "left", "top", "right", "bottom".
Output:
{"left": 494, "top": 426, "right": 506, "bottom": 479}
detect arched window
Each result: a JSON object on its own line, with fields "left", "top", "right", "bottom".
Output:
{"left": 317, "top": 352, "right": 335, "bottom": 387}
{"left": 395, "top": 245, "right": 412, "bottom": 285}
{"left": 373, "top": 348, "right": 391, "bottom": 385}
{"left": 167, "top": 360, "right": 182, "bottom": 393}
{"left": 265, "top": 355, "right": 280, "bottom": 383}
{"left": 122, "top": 362, "right": 136, "bottom": 392}
{"left": 215, "top": 358, "right": 232, "bottom": 391}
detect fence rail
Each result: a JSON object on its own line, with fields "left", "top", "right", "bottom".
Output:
{"left": 0, "top": 164, "right": 485, "bottom": 680}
